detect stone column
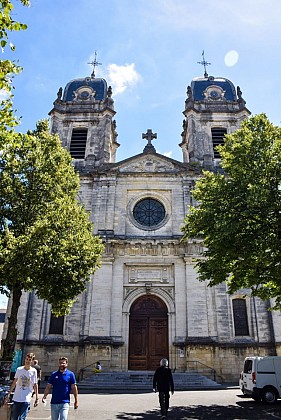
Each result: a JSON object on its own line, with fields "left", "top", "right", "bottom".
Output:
{"left": 185, "top": 255, "right": 209, "bottom": 337}
{"left": 88, "top": 258, "right": 114, "bottom": 336}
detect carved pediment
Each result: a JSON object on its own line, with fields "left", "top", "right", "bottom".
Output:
{"left": 118, "top": 156, "right": 181, "bottom": 173}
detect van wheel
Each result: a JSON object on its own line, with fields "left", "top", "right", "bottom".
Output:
{"left": 261, "top": 387, "right": 278, "bottom": 404}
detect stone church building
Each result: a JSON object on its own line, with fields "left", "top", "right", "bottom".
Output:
{"left": 6, "top": 68, "right": 281, "bottom": 382}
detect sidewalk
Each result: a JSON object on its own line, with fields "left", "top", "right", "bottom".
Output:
{"left": 1, "top": 392, "right": 175, "bottom": 419}
{"left": 0, "top": 388, "right": 277, "bottom": 420}
{"left": 0, "top": 387, "right": 240, "bottom": 420}
{"left": 3, "top": 392, "right": 161, "bottom": 420}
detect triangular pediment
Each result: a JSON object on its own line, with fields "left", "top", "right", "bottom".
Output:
{"left": 105, "top": 152, "right": 197, "bottom": 174}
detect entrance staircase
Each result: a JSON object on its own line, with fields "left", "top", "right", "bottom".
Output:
{"left": 77, "top": 371, "right": 221, "bottom": 391}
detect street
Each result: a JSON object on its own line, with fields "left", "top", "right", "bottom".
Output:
{"left": 2, "top": 387, "right": 281, "bottom": 419}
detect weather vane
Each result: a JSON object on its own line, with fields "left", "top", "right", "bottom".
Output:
{"left": 88, "top": 51, "right": 102, "bottom": 78}
{"left": 197, "top": 50, "right": 211, "bottom": 78}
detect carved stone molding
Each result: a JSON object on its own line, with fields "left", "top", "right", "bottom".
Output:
{"left": 119, "top": 157, "right": 176, "bottom": 173}
{"left": 100, "top": 239, "right": 189, "bottom": 259}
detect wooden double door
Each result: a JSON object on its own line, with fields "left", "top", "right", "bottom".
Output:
{"left": 128, "top": 295, "right": 168, "bottom": 371}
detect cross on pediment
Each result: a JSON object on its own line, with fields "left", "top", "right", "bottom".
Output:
{"left": 142, "top": 129, "right": 157, "bottom": 154}
{"left": 142, "top": 129, "right": 157, "bottom": 145}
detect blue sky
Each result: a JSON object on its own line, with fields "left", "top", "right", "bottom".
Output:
{"left": 1, "top": 0, "right": 280, "bottom": 305}
{"left": 4, "top": 0, "right": 281, "bottom": 162}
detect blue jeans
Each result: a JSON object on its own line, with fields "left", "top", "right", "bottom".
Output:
{"left": 12, "top": 401, "right": 30, "bottom": 419}
{"left": 51, "top": 403, "right": 70, "bottom": 420}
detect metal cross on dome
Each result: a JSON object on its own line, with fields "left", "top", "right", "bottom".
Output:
{"left": 197, "top": 50, "right": 211, "bottom": 78}
{"left": 88, "top": 51, "right": 102, "bottom": 78}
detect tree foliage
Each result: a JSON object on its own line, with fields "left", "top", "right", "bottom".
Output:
{"left": 0, "top": 0, "right": 29, "bottom": 128}
{"left": 0, "top": 121, "right": 104, "bottom": 357}
{"left": 0, "top": 120, "right": 104, "bottom": 310}
{"left": 0, "top": 1, "right": 104, "bottom": 359}
{"left": 182, "top": 114, "right": 281, "bottom": 308}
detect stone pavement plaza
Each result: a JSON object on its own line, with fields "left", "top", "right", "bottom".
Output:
{"left": 1, "top": 388, "right": 281, "bottom": 419}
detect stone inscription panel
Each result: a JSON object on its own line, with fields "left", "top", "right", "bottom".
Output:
{"left": 126, "top": 265, "right": 173, "bottom": 283}
{"left": 137, "top": 270, "right": 161, "bottom": 279}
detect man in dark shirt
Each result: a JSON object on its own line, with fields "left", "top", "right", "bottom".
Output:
{"left": 153, "top": 358, "right": 174, "bottom": 419}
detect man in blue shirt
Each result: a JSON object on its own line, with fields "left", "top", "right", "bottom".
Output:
{"left": 42, "top": 356, "right": 78, "bottom": 420}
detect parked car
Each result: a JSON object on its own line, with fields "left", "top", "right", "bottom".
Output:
{"left": 241, "top": 356, "right": 281, "bottom": 403}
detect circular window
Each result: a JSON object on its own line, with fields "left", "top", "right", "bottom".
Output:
{"left": 133, "top": 198, "right": 165, "bottom": 228}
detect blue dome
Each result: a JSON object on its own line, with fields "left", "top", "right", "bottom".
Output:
{"left": 191, "top": 76, "right": 237, "bottom": 101}
{"left": 63, "top": 77, "right": 107, "bottom": 102}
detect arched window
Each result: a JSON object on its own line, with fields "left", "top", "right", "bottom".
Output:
{"left": 49, "top": 314, "right": 64, "bottom": 335}
{"left": 232, "top": 298, "right": 249, "bottom": 336}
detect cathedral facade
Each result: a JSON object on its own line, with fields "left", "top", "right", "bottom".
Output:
{"left": 7, "top": 70, "right": 281, "bottom": 382}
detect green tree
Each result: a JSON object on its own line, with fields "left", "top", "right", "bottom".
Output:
{"left": 182, "top": 114, "right": 281, "bottom": 308}
{"left": 0, "top": 0, "right": 29, "bottom": 128}
{"left": 0, "top": 121, "right": 104, "bottom": 359}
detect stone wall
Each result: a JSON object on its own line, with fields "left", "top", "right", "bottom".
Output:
{"left": 185, "top": 344, "right": 276, "bottom": 383}
{"left": 17, "top": 341, "right": 279, "bottom": 383}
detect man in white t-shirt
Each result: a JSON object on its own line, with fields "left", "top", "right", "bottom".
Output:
{"left": 5, "top": 352, "right": 39, "bottom": 419}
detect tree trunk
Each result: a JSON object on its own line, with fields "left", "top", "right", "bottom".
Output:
{"left": 2, "top": 288, "right": 22, "bottom": 360}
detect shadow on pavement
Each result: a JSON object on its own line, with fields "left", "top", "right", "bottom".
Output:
{"left": 116, "top": 401, "right": 281, "bottom": 419}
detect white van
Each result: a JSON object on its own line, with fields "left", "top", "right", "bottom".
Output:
{"left": 241, "top": 356, "right": 281, "bottom": 403}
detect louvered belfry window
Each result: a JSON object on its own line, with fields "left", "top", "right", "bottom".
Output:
{"left": 70, "top": 128, "right": 87, "bottom": 159}
{"left": 211, "top": 127, "right": 227, "bottom": 158}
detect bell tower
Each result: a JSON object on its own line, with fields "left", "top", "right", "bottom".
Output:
{"left": 180, "top": 74, "right": 250, "bottom": 168}
{"left": 49, "top": 72, "right": 119, "bottom": 169}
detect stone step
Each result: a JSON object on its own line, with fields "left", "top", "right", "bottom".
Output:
{"left": 78, "top": 371, "right": 221, "bottom": 391}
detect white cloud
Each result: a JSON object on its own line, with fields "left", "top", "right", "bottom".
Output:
{"left": 106, "top": 63, "right": 141, "bottom": 95}
{"left": 156, "top": 149, "right": 173, "bottom": 158}
{"left": 163, "top": 151, "right": 173, "bottom": 158}
{"left": 141, "top": 0, "right": 281, "bottom": 38}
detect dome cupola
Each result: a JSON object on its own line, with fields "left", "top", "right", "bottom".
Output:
{"left": 62, "top": 76, "right": 108, "bottom": 102}
{"left": 191, "top": 75, "right": 237, "bottom": 102}
{"left": 49, "top": 67, "right": 119, "bottom": 169}
{"left": 180, "top": 72, "right": 250, "bottom": 167}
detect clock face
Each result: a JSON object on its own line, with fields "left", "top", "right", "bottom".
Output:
{"left": 75, "top": 86, "right": 96, "bottom": 100}
{"left": 210, "top": 90, "right": 219, "bottom": 98}
{"left": 80, "top": 90, "right": 90, "bottom": 99}
{"left": 204, "top": 86, "right": 224, "bottom": 101}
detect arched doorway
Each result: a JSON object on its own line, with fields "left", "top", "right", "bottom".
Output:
{"left": 128, "top": 295, "right": 168, "bottom": 371}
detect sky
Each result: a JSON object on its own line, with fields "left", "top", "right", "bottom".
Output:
{"left": 3, "top": 0, "right": 281, "bottom": 161}
{"left": 1, "top": 0, "right": 281, "bottom": 305}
